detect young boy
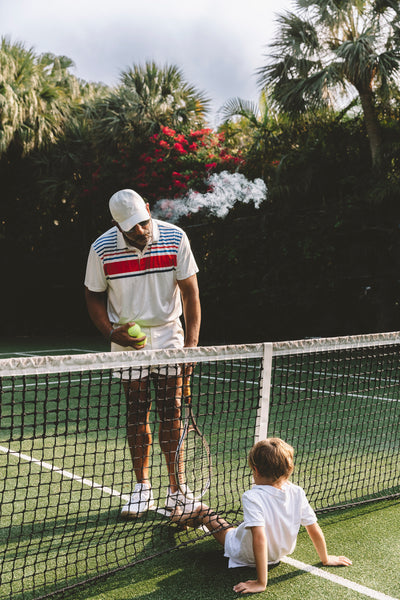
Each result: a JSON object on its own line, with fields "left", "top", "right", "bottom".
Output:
{"left": 171, "top": 437, "right": 352, "bottom": 594}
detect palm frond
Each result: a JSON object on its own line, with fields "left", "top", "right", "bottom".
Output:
{"left": 270, "top": 11, "right": 321, "bottom": 55}
{"left": 219, "top": 97, "right": 261, "bottom": 122}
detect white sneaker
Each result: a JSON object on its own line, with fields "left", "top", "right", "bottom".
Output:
{"left": 165, "top": 485, "right": 200, "bottom": 514}
{"left": 121, "top": 483, "right": 155, "bottom": 517}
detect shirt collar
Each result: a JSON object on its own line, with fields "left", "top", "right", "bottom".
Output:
{"left": 252, "top": 482, "right": 291, "bottom": 495}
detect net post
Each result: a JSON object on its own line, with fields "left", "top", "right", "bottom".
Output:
{"left": 254, "top": 342, "right": 273, "bottom": 443}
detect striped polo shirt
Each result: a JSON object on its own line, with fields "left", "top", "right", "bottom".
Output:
{"left": 84, "top": 219, "right": 198, "bottom": 327}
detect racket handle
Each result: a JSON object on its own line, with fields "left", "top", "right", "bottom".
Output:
{"left": 183, "top": 375, "right": 191, "bottom": 399}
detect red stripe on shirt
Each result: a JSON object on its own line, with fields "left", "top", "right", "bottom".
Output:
{"left": 104, "top": 254, "right": 177, "bottom": 277}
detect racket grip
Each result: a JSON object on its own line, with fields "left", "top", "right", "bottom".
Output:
{"left": 183, "top": 375, "right": 191, "bottom": 399}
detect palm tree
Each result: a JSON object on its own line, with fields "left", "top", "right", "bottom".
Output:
{"left": 257, "top": 0, "right": 400, "bottom": 168}
{"left": 219, "top": 93, "right": 286, "bottom": 178}
{"left": 0, "top": 38, "right": 84, "bottom": 156}
{"left": 121, "top": 62, "right": 210, "bottom": 127}
{"left": 90, "top": 61, "right": 210, "bottom": 148}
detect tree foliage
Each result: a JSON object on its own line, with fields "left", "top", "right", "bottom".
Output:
{"left": 0, "top": 37, "right": 93, "bottom": 156}
{"left": 1, "top": 34, "right": 400, "bottom": 343}
{"left": 88, "top": 62, "right": 210, "bottom": 152}
{"left": 257, "top": 0, "right": 400, "bottom": 167}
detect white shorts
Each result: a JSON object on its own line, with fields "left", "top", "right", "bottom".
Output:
{"left": 224, "top": 528, "right": 281, "bottom": 569}
{"left": 111, "top": 319, "right": 185, "bottom": 380}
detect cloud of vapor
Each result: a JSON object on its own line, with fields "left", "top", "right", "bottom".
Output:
{"left": 151, "top": 171, "right": 267, "bottom": 223}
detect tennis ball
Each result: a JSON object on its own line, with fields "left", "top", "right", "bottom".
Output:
{"left": 136, "top": 336, "right": 147, "bottom": 348}
{"left": 128, "top": 323, "right": 141, "bottom": 337}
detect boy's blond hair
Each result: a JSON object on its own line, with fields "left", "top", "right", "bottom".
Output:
{"left": 248, "top": 438, "right": 294, "bottom": 481}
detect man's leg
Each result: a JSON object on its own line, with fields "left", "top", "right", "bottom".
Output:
{"left": 154, "top": 374, "right": 183, "bottom": 493}
{"left": 121, "top": 377, "right": 155, "bottom": 517}
{"left": 124, "top": 377, "right": 152, "bottom": 485}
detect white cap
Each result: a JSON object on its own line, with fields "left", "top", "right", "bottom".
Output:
{"left": 109, "top": 189, "right": 149, "bottom": 231}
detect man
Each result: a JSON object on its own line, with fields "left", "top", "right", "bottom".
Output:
{"left": 84, "top": 189, "right": 201, "bottom": 517}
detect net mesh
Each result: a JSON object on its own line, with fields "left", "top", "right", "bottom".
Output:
{"left": 270, "top": 341, "right": 400, "bottom": 510}
{"left": 0, "top": 332, "right": 399, "bottom": 599}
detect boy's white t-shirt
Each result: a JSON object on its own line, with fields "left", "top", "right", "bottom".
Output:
{"left": 224, "top": 482, "right": 317, "bottom": 567}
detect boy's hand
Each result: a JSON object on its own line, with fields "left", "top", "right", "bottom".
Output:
{"left": 323, "top": 555, "right": 352, "bottom": 566}
{"left": 233, "top": 579, "right": 267, "bottom": 594}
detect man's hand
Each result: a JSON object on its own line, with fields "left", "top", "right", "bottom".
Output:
{"left": 233, "top": 579, "right": 267, "bottom": 594}
{"left": 111, "top": 324, "right": 147, "bottom": 349}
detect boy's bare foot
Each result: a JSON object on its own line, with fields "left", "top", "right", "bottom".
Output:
{"left": 170, "top": 505, "right": 204, "bottom": 529}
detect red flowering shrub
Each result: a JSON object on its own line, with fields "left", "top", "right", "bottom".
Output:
{"left": 125, "top": 126, "right": 243, "bottom": 202}
{"left": 78, "top": 126, "right": 243, "bottom": 223}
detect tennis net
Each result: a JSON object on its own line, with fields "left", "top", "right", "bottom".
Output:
{"left": 0, "top": 331, "right": 399, "bottom": 599}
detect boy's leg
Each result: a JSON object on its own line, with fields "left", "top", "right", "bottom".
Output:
{"left": 202, "top": 508, "right": 234, "bottom": 545}
{"left": 171, "top": 504, "right": 234, "bottom": 545}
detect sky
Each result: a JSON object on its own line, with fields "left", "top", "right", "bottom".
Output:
{"left": 1, "top": 0, "right": 294, "bottom": 126}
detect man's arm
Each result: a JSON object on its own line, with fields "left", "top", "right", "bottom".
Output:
{"left": 177, "top": 274, "right": 201, "bottom": 347}
{"left": 85, "top": 288, "right": 112, "bottom": 339}
{"left": 306, "top": 523, "right": 352, "bottom": 566}
{"left": 84, "top": 287, "right": 144, "bottom": 347}
{"left": 233, "top": 526, "right": 268, "bottom": 594}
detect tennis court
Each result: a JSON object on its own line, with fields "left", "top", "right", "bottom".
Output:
{"left": 0, "top": 334, "right": 399, "bottom": 600}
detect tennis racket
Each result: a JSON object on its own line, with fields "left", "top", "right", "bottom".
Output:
{"left": 174, "top": 374, "right": 212, "bottom": 501}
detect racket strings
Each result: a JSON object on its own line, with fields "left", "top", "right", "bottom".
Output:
{"left": 180, "top": 428, "right": 211, "bottom": 498}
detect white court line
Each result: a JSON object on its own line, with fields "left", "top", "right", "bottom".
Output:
{"left": 1, "top": 375, "right": 111, "bottom": 391}
{"left": 0, "top": 372, "right": 259, "bottom": 391}
{"left": 274, "top": 365, "right": 400, "bottom": 386}
{"left": 282, "top": 557, "right": 399, "bottom": 600}
{"left": 0, "top": 349, "right": 99, "bottom": 358}
{"left": 2, "top": 364, "right": 397, "bottom": 404}
{"left": 277, "top": 385, "right": 400, "bottom": 404}
{"left": 0, "top": 446, "right": 192, "bottom": 523}
{"left": 0, "top": 445, "right": 130, "bottom": 502}
{"left": 2, "top": 378, "right": 396, "bottom": 405}
{"left": 4, "top": 370, "right": 397, "bottom": 403}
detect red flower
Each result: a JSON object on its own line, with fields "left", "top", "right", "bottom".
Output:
{"left": 173, "top": 143, "right": 186, "bottom": 154}
{"left": 190, "top": 128, "right": 212, "bottom": 137}
{"left": 173, "top": 180, "right": 187, "bottom": 187}
{"left": 175, "top": 134, "right": 187, "bottom": 144}
{"left": 161, "top": 126, "right": 176, "bottom": 136}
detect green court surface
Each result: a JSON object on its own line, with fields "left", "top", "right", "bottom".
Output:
{"left": 0, "top": 338, "right": 399, "bottom": 600}
{"left": 71, "top": 500, "right": 400, "bottom": 600}
{"left": 0, "top": 336, "right": 108, "bottom": 358}
{"left": 0, "top": 341, "right": 260, "bottom": 599}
